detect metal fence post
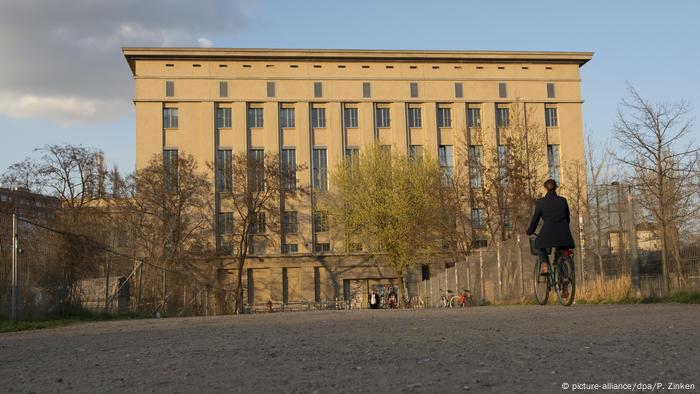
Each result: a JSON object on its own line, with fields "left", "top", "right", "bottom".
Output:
{"left": 479, "top": 249, "right": 485, "bottom": 303}
{"left": 626, "top": 188, "right": 641, "bottom": 296}
{"left": 104, "top": 251, "right": 110, "bottom": 313}
{"left": 11, "top": 213, "right": 20, "bottom": 321}
{"left": 517, "top": 235, "right": 524, "bottom": 297}
{"left": 162, "top": 269, "right": 167, "bottom": 315}
{"left": 137, "top": 259, "right": 144, "bottom": 316}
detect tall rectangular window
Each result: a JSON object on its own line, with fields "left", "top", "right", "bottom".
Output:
{"left": 281, "top": 244, "right": 298, "bottom": 254}
{"left": 545, "top": 107, "right": 558, "bottom": 127}
{"left": 311, "top": 107, "right": 326, "bottom": 128}
{"left": 314, "top": 267, "right": 322, "bottom": 302}
{"left": 165, "top": 80, "right": 174, "bottom": 97}
{"left": 468, "top": 145, "right": 483, "bottom": 188}
{"left": 407, "top": 107, "right": 422, "bottom": 128}
{"left": 345, "top": 147, "right": 359, "bottom": 160}
{"left": 547, "top": 144, "right": 561, "bottom": 182}
{"left": 467, "top": 107, "right": 481, "bottom": 128}
{"left": 250, "top": 212, "right": 266, "bottom": 234}
{"left": 496, "top": 107, "right": 510, "bottom": 128}
{"left": 312, "top": 148, "right": 328, "bottom": 191}
{"left": 247, "top": 107, "right": 264, "bottom": 128}
{"left": 281, "top": 211, "right": 298, "bottom": 234}
{"left": 410, "top": 82, "right": 419, "bottom": 98}
{"left": 267, "top": 81, "right": 275, "bottom": 98}
{"left": 216, "top": 108, "right": 232, "bottom": 129}
{"left": 216, "top": 149, "right": 233, "bottom": 193}
{"left": 498, "top": 145, "right": 509, "bottom": 184}
{"left": 362, "top": 82, "right": 371, "bottom": 98}
{"left": 314, "top": 243, "right": 331, "bottom": 253}
{"left": 498, "top": 82, "right": 507, "bottom": 98}
{"left": 409, "top": 145, "right": 423, "bottom": 161}
{"left": 279, "top": 107, "right": 295, "bottom": 128}
{"left": 217, "top": 212, "right": 233, "bottom": 254}
{"left": 219, "top": 81, "right": 228, "bottom": 97}
{"left": 375, "top": 107, "right": 390, "bottom": 128}
{"left": 163, "top": 108, "right": 179, "bottom": 129}
{"left": 163, "top": 149, "right": 178, "bottom": 192}
{"left": 313, "top": 211, "right": 329, "bottom": 233}
{"left": 248, "top": 149, "right": 264, "bottom": 192}
{"left": 217, "top": 212, "right": 233, "bottom": 235}
{"left": 547, "top": 83, "right": 556, "bottom": 98}
{"left": 455, "top": 83, "right": 464, "bottom": 98}
{"left": 438, "top": 145, "right": 454, "bottom": 180}
{"left": 471, "top": 208, "right": 485, "bottom": 229}
{"left": 437, "top": 107, "right": 452, "bottom": 128}
{"left": 281, "top": 148, "right": 296, "bottom": 192}
{"left": 314, "top": 82, "right": 323, "bottom": 98}
{"left": 344, "top": 107, "right": 358, "bottom": 128}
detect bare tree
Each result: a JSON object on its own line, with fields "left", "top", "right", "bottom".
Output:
{"left": 468, "top": 100, "right": 548, "bottom": 299}
{"left": 217, "top": 151, "right": 306, "bottom": 314}
{"left": 1, "top": 158, "right": 42, "bottom": 192}
{"left": 614, "top": 85, "right": 699, "bottom": 290}
{"left": 121, "top": 153, "right": 217, "bottom": 301}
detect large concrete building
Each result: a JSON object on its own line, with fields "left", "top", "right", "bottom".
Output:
{"left": 123, "top": 48, "right": 592, "bottom": 307}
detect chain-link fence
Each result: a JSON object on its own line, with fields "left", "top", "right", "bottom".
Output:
{"left": 415, "top": 183, "right": 700, "bottom": 305}
{"left": 0, "top": 212, "right": 237, "bottom": 320}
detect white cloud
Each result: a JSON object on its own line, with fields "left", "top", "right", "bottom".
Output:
{"left": 0, "top": 92, "right": 132, "bottom": 126}
{"left": 198, "top": 37, "right": 214, "bottom": 48}
{"left": 0, "top": 0, "right": 251, "bottom": 124}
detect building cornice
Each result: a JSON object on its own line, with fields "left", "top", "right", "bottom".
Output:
{"left": 122, "top": 47, "right": 594, "bottom": 75}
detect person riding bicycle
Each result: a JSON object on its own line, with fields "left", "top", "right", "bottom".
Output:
{"left": 526, "top": 179, "right": 575, "bottom": 274}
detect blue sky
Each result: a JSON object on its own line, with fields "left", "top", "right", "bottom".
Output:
{"left": 1, "top": 0, "right": 698, "bottom": 174}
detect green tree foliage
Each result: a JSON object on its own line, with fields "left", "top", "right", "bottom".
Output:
{"left": 328, "top": 144, "right": 445, "bottom": 304}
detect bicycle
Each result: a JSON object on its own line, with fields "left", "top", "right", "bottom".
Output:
{"left": 531, "top": 238, "right": 576, "bottom": 306}
{"left": 408, "top": 295, "right": 425, "bottom": 309}
{"left": 454, "top": 288, "right": 474, "bottom": 308}
{"left": 439, "top": 288, "right": 455, "bottom": 308}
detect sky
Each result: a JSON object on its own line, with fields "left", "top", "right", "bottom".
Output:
{"left": 1, "top": 0, "right": 698, "bottom": 174}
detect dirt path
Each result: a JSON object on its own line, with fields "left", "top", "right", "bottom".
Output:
{"left": 1, "top": 304, "right": 698, "bottom": 393}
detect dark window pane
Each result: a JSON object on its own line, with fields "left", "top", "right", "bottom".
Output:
{"left": 455, "top": 83, "right": 463, "bottom": 98}
{"left": 362, "top": 82, "right": 371, "bottom": 98}
{"left": 410, "top": 82, "right": 419, "bottom": 98}
{"left": 498, "top": 82, "right": 507, "bottom": 98}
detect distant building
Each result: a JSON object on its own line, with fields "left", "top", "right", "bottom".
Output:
{"left": 0, "top": 187, "right": 61, "bottom": 221}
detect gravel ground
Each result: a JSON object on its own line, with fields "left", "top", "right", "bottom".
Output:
{"left": 1, "top": 304, "right": 698, "bottom": 393}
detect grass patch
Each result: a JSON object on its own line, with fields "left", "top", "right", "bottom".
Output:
{"left": 0, "top": 312, "right": 134, "bottom": 333}
{"left": 641, "top": 291, "right": 700, "bottom": 304}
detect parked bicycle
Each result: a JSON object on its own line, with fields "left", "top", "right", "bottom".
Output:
{"left": 440, "top": 288, "right": 473, "bottom": 308}
{"left": 408, "top": 295, "right": 425, "bottom": 309}
{"left": 532, "top": 241, "right": 576, "bottom": 306}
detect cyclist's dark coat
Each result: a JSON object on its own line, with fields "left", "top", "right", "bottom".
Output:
{"left": 526, "top": 190, "right": 575, "bottom": 249}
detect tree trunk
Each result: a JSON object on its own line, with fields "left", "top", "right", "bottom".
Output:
{"left": 398, "top": 268, "right": 410, "bottom": 308}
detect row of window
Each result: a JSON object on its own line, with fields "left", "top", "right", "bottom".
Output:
{"left": 192, "top": 142, "right": 559, "bottom": 197}
{"left": 216, "top": 208, "right": 331, "bottom": 254}
{"left": 164, "top": 105, "right": 560, "bottom": 130}
{"left": 168, "top": 62, "right": 557, "bottom": 72}
{"left": 165, "top": 80, "right": 558, "bottom": 100}
{"left": 212, "top": 147, "right": 325, "bottom": 194}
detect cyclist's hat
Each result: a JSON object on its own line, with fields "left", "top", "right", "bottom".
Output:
{"left": 544, "top": 179, "right": 558, "bottom": 191}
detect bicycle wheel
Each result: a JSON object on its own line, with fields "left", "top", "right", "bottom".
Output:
{"left": 555, "top": 256, "right": 576, "bottom": 306}
{"left": 533, "top": 260, "right": 550, "bottom": 305}
{"left": 449, "top": 296, "right": 459, "bottom": 308}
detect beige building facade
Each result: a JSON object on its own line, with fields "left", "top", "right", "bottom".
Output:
{"left": 123, "top": 48, "right": 592, "bottom": 307}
